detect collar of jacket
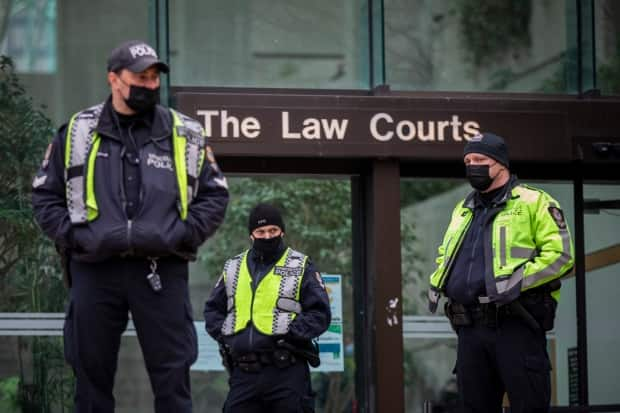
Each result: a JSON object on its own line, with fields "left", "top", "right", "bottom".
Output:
{"left": 463, "top": 174, "right": 520, "bottom": 209}
{"left": 95, "top": 95, "right": 173, "bottom": 143}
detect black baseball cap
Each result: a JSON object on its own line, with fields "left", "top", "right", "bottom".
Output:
{"left": 107, "top": 40, "right": 169, "bottom": 74}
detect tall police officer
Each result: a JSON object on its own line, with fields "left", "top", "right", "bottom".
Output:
{"left": 428, "top": 133, "right": 574, "bottom": 413}
{"left": 32, "top": 40, "right": 229, "bottom": 412}
{"left": 204, "top": 203, "right": 331, "bottom": 413}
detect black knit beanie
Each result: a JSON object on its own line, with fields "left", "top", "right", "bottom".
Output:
{"left": 463, "top": 132, "right": 510, "bottom": 167}
{"left": 248, "top": 203, "right": 285, "bottom": 234}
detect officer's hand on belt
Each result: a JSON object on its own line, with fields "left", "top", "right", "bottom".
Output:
{"left": 276, "top": 335, "right": 321, "bottom": 368}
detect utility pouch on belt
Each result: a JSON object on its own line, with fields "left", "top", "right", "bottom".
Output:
{"left": 444, "top": 301, "right": 472, "bottom": 329}
{"left": 276, "top": 338, "right": 320, "bottom": 368}
{"left": 234, "top": 353, "right": 262, "bottom": 373}
{"left": 218, "top": 343, "right": 233, "bottom": 374}
{"left": 273, "top": 349, "right": 295, "bottom": 369}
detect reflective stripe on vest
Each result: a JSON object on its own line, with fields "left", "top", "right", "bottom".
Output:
{"left": 169, "top": 109, "right": 205, "bottom": 220}
{"left": 64, "top": 103, "right": 104, "bottom": 223}
{"left": 64, "top": 104, "right": 205, "bottom": 223}
{"left": 221, "top": 248, "right": 308, "bottom": 336}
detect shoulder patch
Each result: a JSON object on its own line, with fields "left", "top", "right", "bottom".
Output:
{"left": 205, "top": 145, "right": 220, "bottom": 173}
{"left": 548, "top": 206, "right": 567, "bottom": 229}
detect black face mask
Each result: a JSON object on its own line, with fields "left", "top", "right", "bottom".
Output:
{"left": 124, "top": 84, "right": 160, "bottom": 113}
{"left": 118, "top": 77, "right": 160, "bottom": 113}
{"left": 466, "top": 164, "right": 494, "bottom": 191}
{"left": 252, "top": 236, "right": 283, "bottom": 257}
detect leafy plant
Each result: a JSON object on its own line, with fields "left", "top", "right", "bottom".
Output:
{"left": 0, "top": 55, "right": 74, "bottom": 411}
{"left": 0, "top": 376, "right": 21, "bottom": 413}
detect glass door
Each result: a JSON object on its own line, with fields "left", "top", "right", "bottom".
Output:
{"left": 582, "top": 182, "right": 620, "bottom": 408}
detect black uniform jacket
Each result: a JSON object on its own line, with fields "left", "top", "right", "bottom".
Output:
{"left": 204, "top": 242, "right": 332, "bottom": 356}
{"left": 31, "top": 97, "right": 229, "bottom": 262}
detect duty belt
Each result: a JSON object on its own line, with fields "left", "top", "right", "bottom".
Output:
{"left": 231, "top": 350, "right": 296, "bottom": 373}
{"left": 467, "top": 303, "right": 508, "bottom": 328}
{"left": 446, "top": 301, "right": 509, "bottom": 329}
{"left": 446, "top": 300, "right": 542, "bottom": 332}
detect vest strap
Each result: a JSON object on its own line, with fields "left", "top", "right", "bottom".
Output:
{"left": 170, "top": 109, "right": 206, "bottom": 219}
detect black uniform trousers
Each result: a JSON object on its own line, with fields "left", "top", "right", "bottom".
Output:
{"left": 64, "top": 257, "right": 198, "bottom": 413}
{"left": 224, "top": 361, "right": 315, "bottom": 413}
{"left": 455, "top": 317, "right": 551, "bottom": 413}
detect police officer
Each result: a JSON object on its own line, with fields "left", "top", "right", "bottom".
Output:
{"left": 204, "top": 203, "right": 331, "bottom": 413}
{"left": 428, "top": 133, "right": 574, "bottom": 413}
{"left": 32, "top": 40, "right": 229, "bottom": 412}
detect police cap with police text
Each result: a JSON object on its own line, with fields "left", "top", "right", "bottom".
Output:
{"left": 107, "top": 40, "right": 169, "bottom": 74}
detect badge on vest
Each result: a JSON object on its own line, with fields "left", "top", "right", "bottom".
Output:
{"left": 274, "top": 266, "right": 302, "bottom": 277}
{"left": 146, "top": 153, "right": 173, "bottom": 171}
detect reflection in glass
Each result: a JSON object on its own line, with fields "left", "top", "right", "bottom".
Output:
{"left": 595, "top": 1, "right": 620, "bottom": 95}
{"left": 385, "top": 0, "right": 573, "bottom": 93}
{"left": 0, "top": 1, "right": 150, "bottom": 125}
{"left": 169, "top": 1, "right": 369, "bottom": 89}
{"left": 0, "top": 0, "right": 57, "bottom": 73}
{"left": 584, "top": 183, "right": 620, "bottom": 405}
{"left": 401, "top": 179, "right": 462, "bottom": 412}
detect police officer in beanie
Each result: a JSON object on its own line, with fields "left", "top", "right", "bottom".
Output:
{"left": 32, "top": 40, "right": 229, "bottom": 412}
{"left": 428, "top": 133, "right": 574, "bottom": 412}
{"left": 204, "top": 203, "right": 331, "bottom": 413}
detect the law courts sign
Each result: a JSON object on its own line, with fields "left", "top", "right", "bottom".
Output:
{"left": 172, "top": 87, "right": 619, "bottom": 163}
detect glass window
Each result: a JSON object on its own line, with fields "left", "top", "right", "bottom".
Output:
{"left": 532, "top": 182, "right": 576, "bottom": 407}
{"left": 0, "top": 0, "right": 57, "bottom": 74}
{"left": 0, "top": 0, "right": 151, "bottom": 126}
{"left": 169, "top": 1, "right": 370, "bottom": 89}
{"left": 583, "top": 182, "right": 620, "bottom": 405}
{"left": 595, "top": 0, "right": 620, "bottom": 95}
{"left": 400, "top": 178, "right": 463, "bottom": 412}
{"left": 385, "top": 0, "right": 577, "bottom": 93}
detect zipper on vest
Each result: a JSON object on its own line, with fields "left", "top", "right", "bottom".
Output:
{"left": 119, "top": 147, "right": 134, "bottom": 254}
{"left": 248, "top": 271, "right": 257, "bottom": 349}
{"left": 466, "top": 208, "right": 487, "bottom": 298}
{"left": 439, "top": 217, "right": 471, "bottom": 288}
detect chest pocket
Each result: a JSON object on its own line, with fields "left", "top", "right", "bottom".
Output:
{"left": 141, "top": 139, "right": 177, "bottom": 194}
